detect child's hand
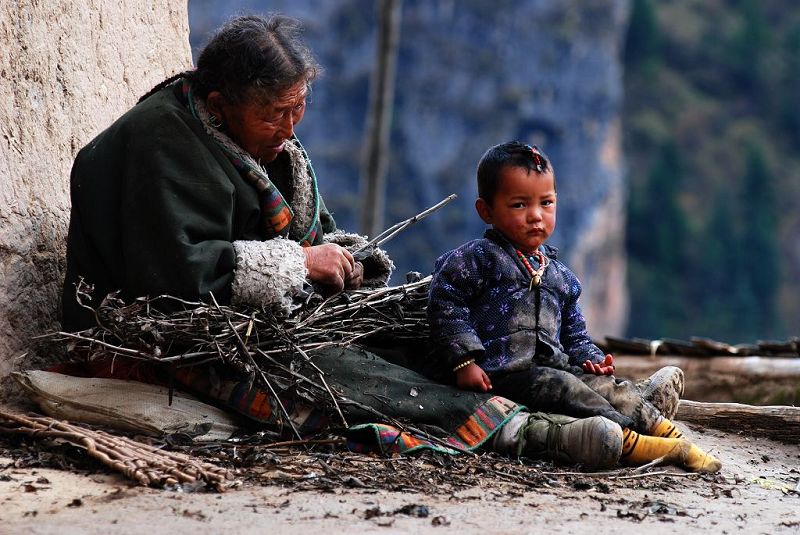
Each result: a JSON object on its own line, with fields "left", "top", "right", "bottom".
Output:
{"left": 455, "top": 363, "right": 492, "bottom": 392}
{"left": 583, "top": 354, "right": 615, "bottom": 376}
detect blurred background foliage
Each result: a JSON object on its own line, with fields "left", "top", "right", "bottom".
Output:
{"left": 623, "top": 0, "right": 799, "bottom": 342}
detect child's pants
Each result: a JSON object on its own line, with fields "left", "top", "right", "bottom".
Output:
{"left": 489, "top": 366, "right": 663, "bottom": 433}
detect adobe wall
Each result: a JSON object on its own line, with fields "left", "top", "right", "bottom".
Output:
{"left": 0, "top": 2, "right": 191, "bottom": 397}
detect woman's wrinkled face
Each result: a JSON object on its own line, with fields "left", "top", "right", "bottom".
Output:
{"left": 208, "top": 81, "right": 308, "bottom": 163}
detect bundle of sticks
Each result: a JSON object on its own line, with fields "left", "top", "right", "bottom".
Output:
{"left": 63, "top": 275, "right": 431, "bottom": 362}
{"left": 53, "top": 277, "right": 432, "bottom": 430}
{"left": 0, "top": 409, "right": 234, "bottom": 490}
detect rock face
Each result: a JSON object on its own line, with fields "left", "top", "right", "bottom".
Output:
{"left": 191, "top": 0, "right": 630, "bottom": 336}
{"left": 0, "top": 1, "right": 191, "bottom": 395}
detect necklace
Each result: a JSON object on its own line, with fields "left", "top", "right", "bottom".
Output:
{"left": 516, "top": 249, "right": 549, "bottom": 290}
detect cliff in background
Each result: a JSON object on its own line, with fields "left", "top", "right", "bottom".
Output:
{"left": 190, "top": 0, "right": 632, "bottom": 336}
{"left": 0, "top": 1, "right": 191, "bottom": 394}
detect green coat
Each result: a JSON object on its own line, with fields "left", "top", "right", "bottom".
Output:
{"left": 62, "top": 83, "right": 336, "bottom": 331}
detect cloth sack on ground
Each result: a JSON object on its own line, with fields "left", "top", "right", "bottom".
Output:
{"left": 13, "top": 370, "right": 240, "bottom": 441}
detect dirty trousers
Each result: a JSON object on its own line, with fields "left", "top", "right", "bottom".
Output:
{"left": 489, "top": 366, "right": 662, "bottom": 433}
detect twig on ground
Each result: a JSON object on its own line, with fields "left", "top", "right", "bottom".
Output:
{"left": 0, "top": 409, "right": 234, "bottom": 490}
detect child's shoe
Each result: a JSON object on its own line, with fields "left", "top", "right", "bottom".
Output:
{"left": 520, "top": 413, "right": 623, "bottom": 469}
{"left": 637, "top": 366, "right": 684, "bottom": 419}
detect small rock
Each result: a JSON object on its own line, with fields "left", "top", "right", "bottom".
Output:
{"left": 431, "top": 515, "right": 451, "bottom": 526}
{"left": 395, "top": 503, "right": 429, "bottom": 517}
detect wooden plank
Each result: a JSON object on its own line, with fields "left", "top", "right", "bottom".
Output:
{"left": 676, "top": 400, "right": 800, "bottom": 444}
{"left": 615, "top": 355, "right": 800, "bottom": 377}
{"left": 659, "top": 338, "right": 709, "bottom": 356}
{"left": 614, "top": 355, "right": 800, "bottom": 405}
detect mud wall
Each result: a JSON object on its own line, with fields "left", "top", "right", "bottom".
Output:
{"left": 0, "top": 1, "right": 191, "bottom": 396}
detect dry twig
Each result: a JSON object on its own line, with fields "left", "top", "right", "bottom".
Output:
{"left": 0, "top": 409, "right": 234, "bottom": 490}
{"left": 47, "top": 278, "right": 433, "bottom": 442}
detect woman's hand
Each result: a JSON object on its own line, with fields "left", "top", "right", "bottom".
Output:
{"left": 344, "top": 261, "right": 364, "bottom": 290}
{"left": 303, "top": 244, "right": 355, "bottom": 292}
{"left": 455, "top": 363, "right": 492, "bottom": 392}
{"left": 582, "top": 354, "right": 615, "bottom": 376}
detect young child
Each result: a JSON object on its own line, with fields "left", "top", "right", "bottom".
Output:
{"left": 428, "top": 141, "right": 720, "bottom": 473}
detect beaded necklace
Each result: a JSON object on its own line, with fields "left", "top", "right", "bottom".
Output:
{"left": 516, "top": 249, "right": 549, "bottom": 290}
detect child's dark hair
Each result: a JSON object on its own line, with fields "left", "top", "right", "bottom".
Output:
{"left": 477, "top": 141, "right": 553, "bottom": 203}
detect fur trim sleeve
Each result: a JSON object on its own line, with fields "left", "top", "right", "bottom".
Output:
{"left": 324, "top": 231, "right": 394, "bottom": 288}
{"left": 231, "top": 238, "right": 308, "bottom": 313}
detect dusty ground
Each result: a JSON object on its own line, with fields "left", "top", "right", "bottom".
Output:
{"left": 1, "top": 420, "right": 799, "bottom": 535}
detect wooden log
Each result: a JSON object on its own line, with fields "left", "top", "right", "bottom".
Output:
{"left": 614, "top": 355, "right": 800, "bottom": 405}
{"left": 615, "top": 354, "right": 800, "bottom": 377}
{"left": 676, "top": 400, "right": 800, "bottom": 444}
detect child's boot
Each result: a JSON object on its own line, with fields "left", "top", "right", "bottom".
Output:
{"left": 494, "top": 412, "right": 623, "bottom": 469}
{"left": 620, "top": 428, "right": 690, "bottom": 466}
{"left": 636, "top": 366, "right": 684, "bottom": 419}
{"left": 651, "top": 418, "right": 722, "bottom": 474}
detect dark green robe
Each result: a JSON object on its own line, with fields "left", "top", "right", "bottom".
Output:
{"left": 62, "top": 83, "right": 334, "bottom": 331}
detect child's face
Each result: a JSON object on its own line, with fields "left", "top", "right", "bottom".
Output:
{"left": 475, "top": 165, "right": 556, "bottom": 254}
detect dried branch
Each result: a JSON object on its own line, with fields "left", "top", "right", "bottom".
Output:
{"left": 46, "top": 278, "right": 434, "bottom": 443}
{"left": 0, "top": 409, "right": 234, "bottom": 490}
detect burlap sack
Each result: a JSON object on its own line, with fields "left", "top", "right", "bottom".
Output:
{"left": 13, "top": 370, "right": 240, "bottom": 441}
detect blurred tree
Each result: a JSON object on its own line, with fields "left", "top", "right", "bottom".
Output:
{"left": 622, "top": 0, "right": 799, "bottom": 342}
{"left": 624, "top": 0, "right": 660, "bottom": 77}
{"left": 727, "top": 0, "right": 770, "bottom": 100}
{"left": 626, "top": 141, "right": 690, "bottom": 338}
{"left": 360, "top": 0, "right": 403, "bottom": 237}
{"left": 779, "top": 23, "right": 800, "bottom": 149}
{"left": 697, "top": 189, "right": 740, "bottom": 339}
{"left": 738, "top": 143, "right": 781, "bottom": 339}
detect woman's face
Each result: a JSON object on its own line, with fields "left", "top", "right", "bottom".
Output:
{"left": 208, "top": 81, "right": 308, "bottom": 163}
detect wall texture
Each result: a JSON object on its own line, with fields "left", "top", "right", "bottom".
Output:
{"left": 0, "top": 1, "right": 191, "bottom": 394}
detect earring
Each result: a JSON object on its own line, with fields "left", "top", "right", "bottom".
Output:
{"left": 209, "top": 115, "right": 222, "bottom": 128}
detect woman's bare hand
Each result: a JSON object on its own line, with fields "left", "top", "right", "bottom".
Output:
{"left": 303, "top": 244, "right": 355, "bottom": 292}
{"left": 345, "top": 261, "right": 364, "bottom": 290}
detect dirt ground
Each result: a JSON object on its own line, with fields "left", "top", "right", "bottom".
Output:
{"left": 1, "top": 419, "right": 799, "bottom": 535}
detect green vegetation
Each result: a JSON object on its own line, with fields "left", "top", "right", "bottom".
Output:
{"left": 623, "top": 0, "right": 799, "bottom": 342}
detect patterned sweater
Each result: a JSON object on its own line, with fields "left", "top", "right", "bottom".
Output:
{"left": 427, "top": 229, "right": 604, "bottom": 375}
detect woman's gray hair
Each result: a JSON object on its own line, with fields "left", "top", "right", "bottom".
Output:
{"left": 192, "top": 14, "right": 320, "bottom": 104}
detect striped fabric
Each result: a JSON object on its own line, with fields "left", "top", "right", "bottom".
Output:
{"left": 50, "top": 357, "right": 523, "bottom": 455}
{"left": 346, "top": 396, "right": 522, "bottom": 455}
{"left": 174, "top": 366, "right": 329, "bottom": 435}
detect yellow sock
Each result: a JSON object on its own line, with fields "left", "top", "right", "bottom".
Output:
{"left": 651, "top": 418, "right": 684, "bottom": 439}
{"left": 620, "top": 428, "right": 689, "bottom": 466}
{"left": 651, "top": 419, "right": 722, "bottom": 473}
{"left": 683, "top": 443, "right": 722, "bottom": 473}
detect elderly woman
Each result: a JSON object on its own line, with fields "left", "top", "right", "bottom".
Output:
{"left": 61, "top": 15, "right": 631, "bottom": 468}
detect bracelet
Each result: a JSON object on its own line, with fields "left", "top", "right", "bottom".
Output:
{"left": 452, "top": 359, "right": 475, "bottom": 372}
